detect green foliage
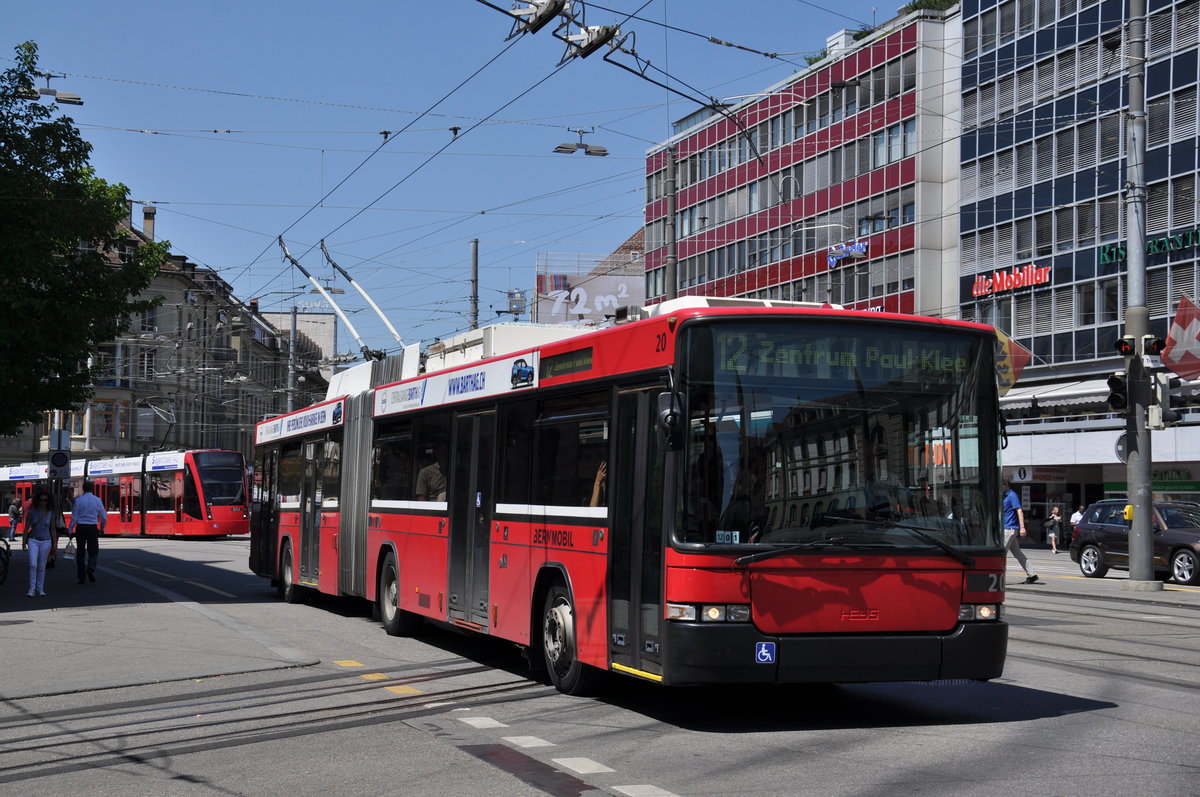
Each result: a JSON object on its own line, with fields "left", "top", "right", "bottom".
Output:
{"left": 901, "top": 0, "right": 960, "bottom": 12}
{"left": 805, "top": 49, "right": 828, "bottom": 67}
{"left": 0, "top": 41, "right": 167, "bottom": 434}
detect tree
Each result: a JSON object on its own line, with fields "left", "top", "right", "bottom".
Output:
{"left": 0, "top": 41, "right": 167, "bottom": 435}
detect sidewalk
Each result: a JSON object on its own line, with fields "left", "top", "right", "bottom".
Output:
{"left": 0, "top": 541, "right": 314, "bottom": 700}
{"left": 1004, "top": 547, "right": 1200, "bottom": 609}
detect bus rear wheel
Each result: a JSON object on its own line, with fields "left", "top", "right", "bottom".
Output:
{"left": 279, "top": 544, "right": 303, "bottom": 604}
{"left": 378, "top": 552, "right": 422, "bottom": 636}
{"left": 541, "top": 584, "right": 604, "bottom": 695}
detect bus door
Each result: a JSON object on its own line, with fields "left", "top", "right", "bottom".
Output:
{"left": 250, "top": 449, "right": 279, "bottom": 577}
{"left": 608, "top": 386, "right": 666, "bottom": 677}
{"left": 118, "top": 476, "right": 139, "bottom": 535}
{"left": 299, "top": 441, "right": 323, "bottom": 586}
{"left": 448, "top": 410, "right": 495, "bottom": 628}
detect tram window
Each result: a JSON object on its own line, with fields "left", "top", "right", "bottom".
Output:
{"left": 182, "top": 465, "right": 202, "bottom": 519}
{"left": 534, "top": 392, "right": 609, "bottom": 507}
{"left": 497, "top": 403, "right": 533, "bottom": 505}
{"left": 144, "top": 475, "right": 176, "bottom": 512}
{"left": 413, "top": 412, "right": 451, "bottom": 501}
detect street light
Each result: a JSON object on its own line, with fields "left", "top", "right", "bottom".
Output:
{"left": 16, "top": 72, "right": 84, "bottom": 105}
{"left": 553, "top": 128, "right": 608, "bottom": 156}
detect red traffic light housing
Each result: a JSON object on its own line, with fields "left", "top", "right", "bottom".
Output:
{"left": 1114, "top": 336, "right": 1137, "bottom": 357}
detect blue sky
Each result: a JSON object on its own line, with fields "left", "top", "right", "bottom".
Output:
{"left": 7, "top": 0, "right": 891, "bottom": 354}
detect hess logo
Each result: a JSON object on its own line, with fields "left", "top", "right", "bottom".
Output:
{"left": 840, "top": 609, "right": 881, "bottom": 621}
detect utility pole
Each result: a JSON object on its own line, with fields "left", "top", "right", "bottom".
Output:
{"left": 470, "top": 238, "right": 479, "bottom": 330}
{"left": 664, "top": 145, "right": 678, "bottom": 300}
{"left": 288, "top": 305, "right": 297, "bottom": 414}
{"left": 1122, "top": 0, "right": 1161, "bottom": 592}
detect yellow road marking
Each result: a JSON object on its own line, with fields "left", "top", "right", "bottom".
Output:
{"left": 334, "top": 660, "right": 364, "bottom": 668}
{"left": 361, "top": 673, "right": 389, "bottom": 681}
{"left": 384, "top": 685, "right": 422, "bottom": 695}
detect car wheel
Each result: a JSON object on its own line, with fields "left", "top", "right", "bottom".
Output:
{"left": 1170, "top": 548, "right": 1200, "bottom": 586}
{"left": 378, "top": 551, "right": 422, "bottom": 636}
{"left": 542, "top": 584, "right": 605, "bottom": 695}
{"left": 279, "top": 543, "right": 303, "bottom": 603}
{"left": 1078, "top": 544, "right": 1109, "bottom": 578}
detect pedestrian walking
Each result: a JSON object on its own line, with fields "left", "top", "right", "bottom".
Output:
{"left": 21, "top": 491, "right": 55, "bottom": 596}
{"left": 1044, "top": 505, "right": 1063, "bottom": 554}
{"left": 1002, "top": 478, "right": 1039, "bottom": 584}
{"left": 1070, "top": 504, "right": 1085, "bottom": 533}
{"left": 7, "top": 495, "right": 20, "bottom": 542}
{"left": 67, "top": 480, "right": 106, "bottom": 584}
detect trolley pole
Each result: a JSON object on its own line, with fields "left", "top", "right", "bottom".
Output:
{"left": 1122, "top": 0, "right": 1161, "bottom": 591}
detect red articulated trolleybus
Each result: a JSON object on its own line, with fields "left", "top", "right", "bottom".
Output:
{"left": 250, "top": 297, "right": 1008, "bottom": 693}
{"left": 1, "top": 450, "right": 249, "bottom": 538}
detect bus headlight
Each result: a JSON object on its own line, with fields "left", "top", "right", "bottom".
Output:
{"left": 959, "top": 604, "right": 1004, "bottom": 621}
{"left": 667, "top": 603, "right": 750, "bottom": 622}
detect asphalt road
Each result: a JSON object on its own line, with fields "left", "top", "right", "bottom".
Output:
{"left": 0, "top": 539, "right": 1197, "bottom": 796}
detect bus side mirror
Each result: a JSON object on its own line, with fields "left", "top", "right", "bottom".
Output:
{"left": 657, "top": 392, "right": 683, "bottom": 451}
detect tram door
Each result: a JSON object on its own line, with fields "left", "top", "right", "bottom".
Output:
{"left": 118, "top": 476, "right": 140, "bottom": 535}
{"left": 608, "top": 387, "right": 665, "bottom": 676}
{"left": 448, "top": 411, "right": 495, "bottom": 628}
{"left": 298, "top": 440, "right": 322, "bottom": 586}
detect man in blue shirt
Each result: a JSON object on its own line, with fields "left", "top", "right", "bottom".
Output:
{"left": 1002, "top": 478, "right": 1039, "bottom": 584}
{"left": 68, "top": 481, "right": 107, "bottom": 584}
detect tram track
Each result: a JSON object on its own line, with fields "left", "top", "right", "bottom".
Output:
{"left": 0, "top": 671, "right": 549, "bottom": 785}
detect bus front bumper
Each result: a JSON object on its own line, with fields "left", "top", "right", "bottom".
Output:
{"left": 658, "top": 621, "right": 1008, "bottom": 685}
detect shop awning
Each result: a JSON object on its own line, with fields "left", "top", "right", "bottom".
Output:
{"left": 1000, "top": 379, "right": 1113, "bottom": 410}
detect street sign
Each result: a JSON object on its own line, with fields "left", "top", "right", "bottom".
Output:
{"left": 1115, "top": 433, "right": 1128, "bottom": 464}
{"left": 48, "top": 449, "right": 71, "bottom": 479}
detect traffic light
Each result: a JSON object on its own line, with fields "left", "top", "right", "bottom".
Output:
{"left": 1148, "top": 372, "right": 1184, "bottom": 429}
{"left": 1115, "top": 335, "right": 1137, "bottom": 358}
{"left": 1106, "top": 371, "right": 1129, "bottom": 413}
{"left": 1143, "top": 335, "right": 1168, "bottom": 356}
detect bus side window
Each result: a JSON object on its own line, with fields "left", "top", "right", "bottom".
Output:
{"left": 497, "top": 403, "right": 534, "bottom": 506}
{"left": 533, "top": 392, "right": 609, "bottom": 508}
{"left": 374, "top": 423, "right": 414, "bottom": 501}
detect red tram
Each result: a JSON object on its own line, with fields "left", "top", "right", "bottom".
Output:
{"left": 1, "top": 449, "right": 248, "bottom": 538}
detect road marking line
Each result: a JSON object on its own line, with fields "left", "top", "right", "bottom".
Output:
{"left": 502, "top": 736, "right": 555, "bottom": 748}
{"left": 334, "top": 660, "right": 364, "bottom": 668}
{"left": 614, "top": 787, "right": 680, "bottom": 797}
{"left": 361, "top": 673, "right": 389, "bottom": 681}
{"left": 459, "top": 716, "right": 508, "bottom": 728}
{"left": 385, "top": 685, "right": 422, "bottom": 695}
{"left": 553, "top": 757, "right": 615, "bottom": 774}
{"left": 144, "top": 568, "right": 174, "bottom": 578}
{"left": 184, "top": 580, "right": 237, "bottom": 598}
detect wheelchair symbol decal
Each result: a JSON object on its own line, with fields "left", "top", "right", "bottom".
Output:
{"left": 755, "top": 642, "right": 776, "bottom": 664}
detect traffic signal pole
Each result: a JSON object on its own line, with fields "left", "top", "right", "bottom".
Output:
{"left": 1122, "top": 0, "right": 1161, "bottom": 592}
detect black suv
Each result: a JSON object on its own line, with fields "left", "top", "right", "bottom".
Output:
{"left": 1069, "top": 499, "right": 1200, "bottom": 585}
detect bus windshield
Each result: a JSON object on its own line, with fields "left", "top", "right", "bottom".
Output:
{"left": 677, "top": 319, "right": 1000, "bottom": 551}
{"left": 193, "top": 452, "right": 246, "bottom": 505}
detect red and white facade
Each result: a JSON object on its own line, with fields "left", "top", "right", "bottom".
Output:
{"left": 643, "top": 9, "right": 962, "bottom": 316}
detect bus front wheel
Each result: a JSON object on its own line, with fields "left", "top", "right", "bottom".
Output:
{"left": 541, "top": 584, "right": 604, "bottom": 695}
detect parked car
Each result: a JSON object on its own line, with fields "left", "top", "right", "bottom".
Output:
{"left": 1069, "top": 499, "right": 1200, "bottom": 585}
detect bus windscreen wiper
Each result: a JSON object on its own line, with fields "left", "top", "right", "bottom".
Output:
{"left": 823, "top": 515, "right": 976, "bottom": 567}
{"left": 733, "top": 537, "right": 847, "bottom": 566}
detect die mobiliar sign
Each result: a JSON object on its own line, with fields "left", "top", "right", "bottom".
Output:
{"left": 971, "top": 263, "right": 1052, "bottom": 297}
